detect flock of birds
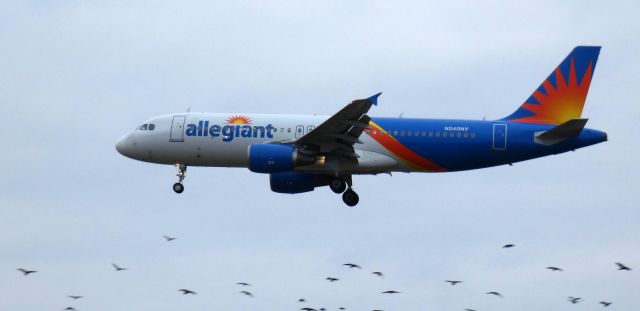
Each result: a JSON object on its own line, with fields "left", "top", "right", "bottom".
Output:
{"left": 15, "top": 240, "right": 632, "bottom": 310}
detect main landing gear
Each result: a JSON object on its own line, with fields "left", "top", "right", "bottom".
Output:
{"left": 173, "top": 164, "right": 187, "bottom": 194}
{"left": 330, "top": 176, "right": 359, "bottom": 207}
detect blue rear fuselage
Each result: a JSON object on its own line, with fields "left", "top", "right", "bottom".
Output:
{"left": 369, "top": 118, "right": 607, "bottom": 172}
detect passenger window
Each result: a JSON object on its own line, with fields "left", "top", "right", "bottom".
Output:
{"left": 429, "top": 131, "right": 433, "bottom": 137}
{"left": 400, "top": 131, "right": 405, "bottom": 136}
{"left": 288, "top": 128, "right": 291, "bottom": 133}
{"left": 416, "top": 131, "right": 421, "bottom": 136}
{"left": 442, "top": 132, "right": 447, "bottom": 138}
{"left": 393, "top": 130, "right": 398, "bottom": 136}
{"left": 148, "top": 124, "right": 155, "bottom": 131}
{"left": 464, "top": 132, "right": 469, "bottom": 138}
{"left": 281, "top": 128, "right": 284, "bottom": 133}
{"left": 470, "top": 133, "right": 476, "bottom": 138}
{"left": 139, "top": 124, "right": 148, "bottom": 130}
{"left": 457, "top": 132, "right": 461, "bottom": 138}
{"left": 436, "top": 132, "right": 440, "bottom": 137}
{"left": 407, "top": 131, "right": 412, "bottom": 137}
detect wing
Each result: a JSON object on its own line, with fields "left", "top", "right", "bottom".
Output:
{"left": 296, "top": 93, "right": 381, "bottom": 158}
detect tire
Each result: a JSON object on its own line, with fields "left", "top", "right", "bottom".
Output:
{"left": 329, "top": 178, "right": 347, "bottom": 194}
{"left": 173, "top": 183, "right": 184, "bottom": 194}
{"left": 342, "top": 189, "right": 359, "bottom": 207}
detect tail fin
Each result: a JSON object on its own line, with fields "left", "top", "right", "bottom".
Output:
{"left": 501, "top": 46, "right": 601, "bottom": 125}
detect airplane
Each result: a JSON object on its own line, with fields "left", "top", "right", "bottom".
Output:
{"left": 116, "top": 46, "right": 607, "bottom": 206}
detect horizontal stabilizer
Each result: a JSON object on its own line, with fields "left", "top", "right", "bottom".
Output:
{"left": 534, "top": 118, "right": 588, "bottom": 145}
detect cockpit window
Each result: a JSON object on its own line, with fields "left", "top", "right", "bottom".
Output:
{"left": 138, "top": 124, "right": 148, "bottom": 130}
{"left": 148, "top": 124, "right": 155, "bottom": 131}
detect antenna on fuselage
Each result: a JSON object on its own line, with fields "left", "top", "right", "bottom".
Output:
{"left": 399, "top": 112, "right": 404, "bottom": 118}
{"left": 186, "top": 107, "right": 191, "bottom": 112}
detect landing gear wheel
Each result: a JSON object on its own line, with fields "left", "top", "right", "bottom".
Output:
{"left": 330, "top": 178, "right": 347, "bottom": 194}
{"left": 342, "top": 189, "right": 359, "bottom": 207}
{"left": 173, "top": 182, "right": 184, "bottom": 194}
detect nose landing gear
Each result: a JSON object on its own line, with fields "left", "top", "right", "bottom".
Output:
{"left": 173, "top": 164, "right": 187, "bottom": 194}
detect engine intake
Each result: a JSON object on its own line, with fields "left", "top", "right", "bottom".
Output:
{"left": 248, "top": 144, "right": 314, "bottom": 174}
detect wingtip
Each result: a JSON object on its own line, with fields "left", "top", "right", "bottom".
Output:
{"left": 368, "top": 92, "right": 383, "bottom": 105}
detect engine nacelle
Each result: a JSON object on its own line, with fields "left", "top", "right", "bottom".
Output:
{"left": 248, "top": 144, "right": 313, "bottom": 174}
{"left": 270, "top": 172, "right": 330, "bottom": 194}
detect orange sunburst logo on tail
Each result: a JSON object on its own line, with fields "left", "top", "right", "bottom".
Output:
{"left": 512, "top": 59, "right": 594, "bottom": 125}
{"left": 226, "top": 115, "right": 252, "bottom": 125}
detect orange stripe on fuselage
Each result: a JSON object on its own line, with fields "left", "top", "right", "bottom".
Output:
{"left": 367, "top": 121, "right": 446, "bottom": 172}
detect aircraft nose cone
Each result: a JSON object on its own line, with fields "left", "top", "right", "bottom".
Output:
{"left": 115, "top": 134, "right": 131, "bottom": 157}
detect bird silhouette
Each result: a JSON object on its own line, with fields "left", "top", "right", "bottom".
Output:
{"left": 372, "top": 271, "right": 384, "bottom": 278}
{"left": 600, "top": 301, "right": 612, "bottom": 307}
{"left": 546, "top": 266, "right": 563, "bottom": 271}
{"left": 178, "top": 289, "right": 196, "bottom": 295}
{"left": 300, "top": 308, "right": 315, "bottom": 311}
{"left": 464, "top": 309, "right": 476, "bottom": 311}
{"left": 67, "top": 295, "right": 83, "bottom": 300}
{"left": 63, "top": 307, "right": 77, "bottom": 311}
{"left": 381, "top": 290, "right": 400, "bottom": 294}
{"left": 616, "top": 262, "right": 631, "bottom": 271}
{"left": 339, "top": 308, "right": 345, "bottom": 310}
{"left": 298, "top": 298, "right": 306, "bottom": 303}
{"left": 446, "top": 280, "right": 463, "bottom": 285}
{"left": 237, "top": 282, "right": 251, "bottom": 286}
{"left": 17, "top": 268, "right": 37, "bottom": 276}
{"left": 326, "top": 277, "right": 339, "bottom": 282}
{"left": 111, "top": 263, "right": 127, "bottom": 271}
{"left": 240, "top": 290, "right": 253, "bottom": 297}
{"left": 568, "top": 297, "right": 581, "bottom": 304}
{"left": 163, "top": 235, "right": 177, "bottom": 241}
{"left": 503, "top": 244, "right": 515, "bottom": 248}
{"left": 486, "top": 291, "right": 503, "bottom": 298}
{"left": 343, "top": 263, "right": 361, "bottom": 269}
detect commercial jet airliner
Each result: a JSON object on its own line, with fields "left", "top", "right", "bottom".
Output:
{"left": 116, "top": 46, "right": 607, "bottom": 206}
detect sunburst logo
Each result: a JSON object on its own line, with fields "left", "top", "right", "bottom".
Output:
{"left": 226, "top": 115, "right": 252, "bottom": 125}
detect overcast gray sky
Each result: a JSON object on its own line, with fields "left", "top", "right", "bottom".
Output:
{"left": 1, "top": 1, "right": 638, "bottom": 310}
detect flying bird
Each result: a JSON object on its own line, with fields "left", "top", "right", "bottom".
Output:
{"left": 546, "top": 266, "right": 563, "bottom": 271}
{"left": 568, "top": 297, "right": 582, "bottom": 304}
{"left": 111, "top": 263, "right": 127, "bottom": 271}
{"left": 339, "top": 308, "right": 345, "bottom": 310}
{"left": 63, "top": 308, "right": 77, "bottom": 311}
{"left": 240, "top": 290, "right": 253, "bottom": 297}
{"left": 17, "top": 268, "right": 37, "bottom": 276}
{"left": 343, "top": 263, "right": 361, "bottom": 269}
{"left": 381, "top": 290, "right": 400, "bottom": 294}
{"left": 67, "top": 295, "right": 83, "bottom": 300}
{"left": 372, "top": 271, "right": 384, "bottom": 278}
{"left": 616, "top": 262, "right": 631, "bottom": 271}
{"left": 298, "top": 298, "right": 306, "bottom": 303}
{"left": 237, "top": 282, "right": 251, "bottom": 286}
{"left": 486, "top": 291, "right": 503, "bottom": 298}
{"left": 326, "top": 277, "right": 339, "bottom": 282}
{"left": 503, "top": 244, "right": 515, "bottom": 248}
{"left": 163, "top": 235, "right": 177, "bottom": 241}
{"left": 300, "top": 308, "right": 316, "bottom": 311}
{"left": 446, "top": 280, "right": 463, "bottom": 285}
{"left": 179, "top": 289, "right": 196, "bottom": 295}
{"left": 464, "top": 309, "right": 476, "bottom": 311}
{"left": 600, "top": 301, "right": 613, "bottom": 307}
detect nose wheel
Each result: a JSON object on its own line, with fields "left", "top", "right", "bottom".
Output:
{"left": 173, "top": 164, "right": 187, "bottom": 194}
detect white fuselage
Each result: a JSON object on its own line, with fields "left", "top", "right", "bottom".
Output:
{"left": 116, "top": 112, "right": 401, "bottom": 173}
